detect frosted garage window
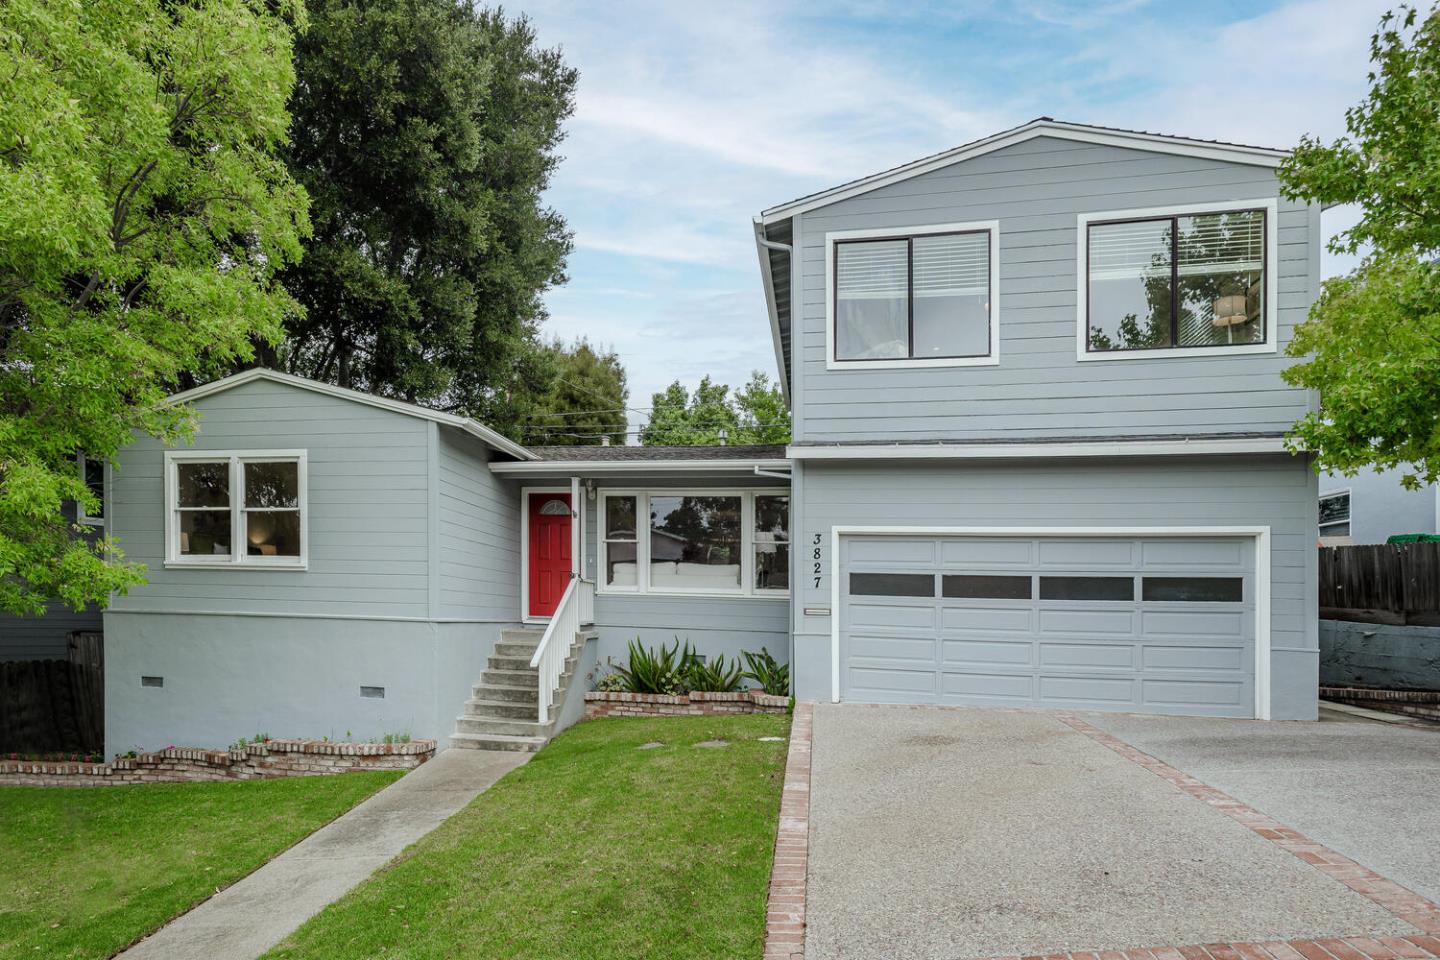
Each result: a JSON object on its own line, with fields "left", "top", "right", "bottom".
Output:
{"left": 849, "top": 573, "right": 935, "bottom": 597}
{"left": 1039, "top": 576, "right": 1134, "bottom": 601}
{"left": 1142, "top": 577, "right": 1243, "bottom": 602}
{"left": 942, "top": 575, "right": 1032, "bottom": 599}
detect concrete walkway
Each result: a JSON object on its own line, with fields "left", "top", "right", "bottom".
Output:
{"left": 120, "top": 749, "right": 527, "bottom": 960}
{"left": 805, "top": 704, "right": 1416, "bottom": 960}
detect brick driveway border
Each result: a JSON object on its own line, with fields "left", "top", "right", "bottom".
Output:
{"left": 763, "top": 701, "right": 813, "bottom": 960}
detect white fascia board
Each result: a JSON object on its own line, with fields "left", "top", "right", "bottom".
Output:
{"left": 758, "top": 120, "right": 1287, "bottom": 224}
{"left": 788, "top": 436, "right": 1291, "bottom": 461}
{"left": 753, "top": 218, "right": 791, "bottom": 402}
{"left": 162, "top": 368, "right": 538, "bottom": 461}
{"left": 490, "top": 458, "right": 794, "bottom": 477}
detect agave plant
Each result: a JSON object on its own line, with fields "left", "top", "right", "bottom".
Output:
{"left": 613, "top": 638, "right": 686, "bottom": 694}
{"left": 680, "top": 646, "right": 744, "bottom": 692}
{"left": 741, "top": 647, "right": 791, "bottom": 697}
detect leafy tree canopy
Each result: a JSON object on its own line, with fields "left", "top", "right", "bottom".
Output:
{"left": 278, "top": 0, "right": 577, "bottom": 427}
{"left": 1279, "top": 4, "right": 1440, "bottom": 486}
{"left": 0, "top": 0, "right": 309, "bottom": 613}
{"left": 640, "top": 372, "right": 790, "bottom": 446}
{"left": 516, "top": 337, "right": 629, "bottom": 446}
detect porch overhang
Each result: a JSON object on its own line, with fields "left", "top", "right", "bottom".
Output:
{"left": 490, "top": 457, "right": 793, "bottom": 480}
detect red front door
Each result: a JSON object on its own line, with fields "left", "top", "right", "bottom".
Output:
{"left": 528, "top": 493, "right": 572, "bottom": 618}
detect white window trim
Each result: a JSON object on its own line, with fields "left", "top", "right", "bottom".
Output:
{"left": 825, "top": 220, "right": 1001, "bottom": 370}
{"left": 1318, "top": 488, "right": 1352, "bottom": 533}
{"left": 829, "top": 525, "right": 1273, "bottom": 720}
{"left": 597, "top": 489, "right": 790, "bottom": 600}
{"left": 1075, "top": 197, "right": 1279, "bottom": 362}
{"left": 77, "top": 454, "right": 105, "bottom": 527}
{"left": 164, "top": 449, "right": 308, "bottom": 570}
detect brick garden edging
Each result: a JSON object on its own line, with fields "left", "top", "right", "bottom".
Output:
{"left": 1322, "top": 686, "right": 1440, "bottom": 724}
{"left": 763, "top": 701, "right": 813, "bottom": 960}
{"left": 1057, "top": 713, "right": 1440, "bottom": 935}
{"left": 584, "top": 689, "right": 790, "bottom": 718}
{"left": 0, "top": 738, "right": 435, "bottom": 787}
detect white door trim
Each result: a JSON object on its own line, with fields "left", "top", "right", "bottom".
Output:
{"left": 829, "top": 525, "right": 1272, "bottom": 719}
{"left": 520, "top": 485, "right": 571, "bottom": 624}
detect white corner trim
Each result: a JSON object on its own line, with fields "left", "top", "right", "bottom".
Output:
{"left": 787, "top": 436, "right": 1289, "bottom": 461}
{"left": 828, "top": 524, "right": 1273, "bottom": 720}
{"left": 162, "top": 368, "right": 537, "bottom": 461}
{"left": 1075, "top": 198, "right": 1280, "bottom": 362}
{"left": 824, "top": 220, "right": 1001, "bottom": 371}
{"left": 758, "top": 120, "right": 1287, "bottom": 223}
{"left": 163, "top": 449, "right": 309, "bottom": 570}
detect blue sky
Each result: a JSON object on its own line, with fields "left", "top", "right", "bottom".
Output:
{"left": 519, "top": 0, "right": 1385, "bottom": 428}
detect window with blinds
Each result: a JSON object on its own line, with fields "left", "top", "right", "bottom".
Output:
{"left": 1086, "top": 208, "right": 1265, "bottom": 352}
{"left": 834, "top": 230, "right": 992, "bottom": 362}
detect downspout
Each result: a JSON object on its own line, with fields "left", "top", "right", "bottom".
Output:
{"left": 753, "top": 465, "right": 792, "bottom": 481}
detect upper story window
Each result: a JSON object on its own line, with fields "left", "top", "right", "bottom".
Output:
{"left": 78, "top": 454, "right": 104, "bottom": 526}
{"left": 827, "top": 221, "right": 999, "bottom": 369}
{"left": 1078, "top": 199, "right": 1276, "bottom": 360}
{"left": 164, "top": 450, "right": 307, "bottom": 569}
{"left": 600, "top": 490, "right": 789, "bottom": 597}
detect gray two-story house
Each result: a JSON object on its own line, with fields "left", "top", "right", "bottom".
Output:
{"left": 758, "top": 118, "right": 1318, "bottom": 721}
{"left": 61, "top": 118, "right": 1317, "bottom": 757}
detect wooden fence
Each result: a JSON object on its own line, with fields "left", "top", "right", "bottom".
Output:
{"left": 0, "top": 631, "right": 103, "bottom": 755}
{"left": 1320, "top": 543, "right": 1440, "bottom": 626}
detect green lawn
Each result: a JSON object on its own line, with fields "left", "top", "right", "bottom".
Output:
{"left": 0, "top": 771, "right": 401, "bottom": 959}
{"left": 266, "top": 714, "right": 790, "bottom": 960}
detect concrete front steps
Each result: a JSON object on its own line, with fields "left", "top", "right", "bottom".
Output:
{"left": 450, "top": 627, "right": 586, "bottom": 753}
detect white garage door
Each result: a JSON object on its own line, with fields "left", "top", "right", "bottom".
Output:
{"left": 839, "top": 535, "right": 1256, "bottom": 718}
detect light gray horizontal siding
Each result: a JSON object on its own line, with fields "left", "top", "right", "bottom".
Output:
{"left": 792, "top": 455, "right": 1319, "bottom": 718}
{"left": 792, "top": 136, "right": 1319, "bottom": 443}
{"left": 110, "top": 378, "right": 432, "bottom": 619}
{"left": 0, "top": 604, "right": 102, "bottom": 661}
{"left": 435, "top": 428, "right": 521, "bottom": 620}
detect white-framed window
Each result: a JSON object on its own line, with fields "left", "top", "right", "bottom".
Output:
{"left": 1076, "top": 198, "right": 1278, "bottom": 361}
{"left": 598, "top": 489, "right": 789, "bottom": 598}
{"left": 1319, "top": 489, "right": 1351, "bottom": 539}
{"left": 164, "top": 450, "right": 307, "bottom": 569}
{"left": 825, "top": 220, "right": 1000, "bottom": 370}
{"left": 77, "top": 454, "right": 105, "bottom": 526}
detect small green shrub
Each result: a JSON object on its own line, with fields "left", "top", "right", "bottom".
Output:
{"left": 681, "top": 648, "right": 744, "bottom": 692}
{"left": 614, "top": 638, "right": 687, "bottom": 694}
{"left": 594, "top": 670, "right": 627, "bottom": 692}
{"left": 741, "top": 647, "right": 790, "bottom": 697}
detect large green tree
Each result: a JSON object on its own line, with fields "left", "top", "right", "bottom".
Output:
{"left": 0, "top": 0, "right": 309, "bottom": 614}
{"left": 640, "top": 372, "right": 790, "bottom": 446}
{"left": 1279, "top": 3, "right": 1440, "bottom": 486}
{"left": 517, "top": 337, "right": 629, "bottom": 446}
{"left": 277, "top": 0, "right": 576, "bottom": 425}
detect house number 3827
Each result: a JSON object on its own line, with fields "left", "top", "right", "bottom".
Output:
{"left": 811, "top": 533, "right": 823, "bottom": 589}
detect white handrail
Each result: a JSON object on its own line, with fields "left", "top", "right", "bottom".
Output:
{"left": 529, "top": 578, "right": 594, "bottom": 725}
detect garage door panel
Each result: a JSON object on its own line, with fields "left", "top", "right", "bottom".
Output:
{"left": 842, "top": 535, "right": 1256, "bottom": 718}
{"left": 941, "top": 671, "right": 1033, "bottom": 702}
{"left": 1036, "top": 608, "right": 1135, "bottom": 637}
{"left": 848, "top": 603, "right": 936, "bottom": 631}
{"left": 939, "top": 605, "right": 1033, "bottom": 633}
{"left": 1140, "top": 609, "right": 1246, "bottom": 638}
{"left": 847, "top": 538, "right": 936, "bottom": 565}
{"left": 1038, "top": 675, "right": 1136, "bottom": 706}
{"left": 1142, "top": 678, "right": 1245, "bottom": 707}
{"left": 941, "top": 638, "right": 1033, "bottom": 667}
{"left": 1037, "top": 539, "right": 1135, "bottom": 567}
{"left": 848, "top": 634, "right": 936, "bottom": 662}
{"left": 1039, "top": 641, "right": 1136, "bottom": 670}
{"left": 1141, "top": 539, "right": 1247, "bottom": 568}
{"left": 1141, "top": 644, "right": 1246, "bottom": 672}
{"left": 938, "top": 538, "right": 1033, "bottom": 567}
{"left": 849, "top": 666, "right": 937, "bottom": 696}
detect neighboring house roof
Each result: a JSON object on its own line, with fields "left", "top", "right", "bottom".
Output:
{"left": 163, "top": 368, "right": 538, "bottom": 461}
{"left": 492, "top": 443, "right": 791, "bottom": 477}
{"left": 752, "top": 117, "right": 1293, "bottom": 398}
{"left": 528, "top": 444, "right": 788, "bottom": 461}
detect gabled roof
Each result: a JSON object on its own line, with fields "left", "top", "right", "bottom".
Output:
{"left": 163, "top": 368, "right": 538, "bottom": 461}
{"left": 757, "top": 117, "right": 1289, "bottom": 224}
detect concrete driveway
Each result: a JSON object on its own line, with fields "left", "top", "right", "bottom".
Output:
{"left": 805, "top": 704, "right": 1439, "bottom": 960}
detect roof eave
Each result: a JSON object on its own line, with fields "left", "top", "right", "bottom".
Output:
{"left": 490, "top": 457, "right": 793, "bottom": 477}
{"left": 753, "top": 218, "right": 791, "bottom": 404}
{"left": 757, "top": 119, "right": 1290, "bottom": 224}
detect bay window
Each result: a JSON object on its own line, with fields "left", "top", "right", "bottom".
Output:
{"left": 599, "top": 490, "right": 789, "bottom": 597}
{"left": 165, "top": 451, "right": 307, "bottom": 567}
